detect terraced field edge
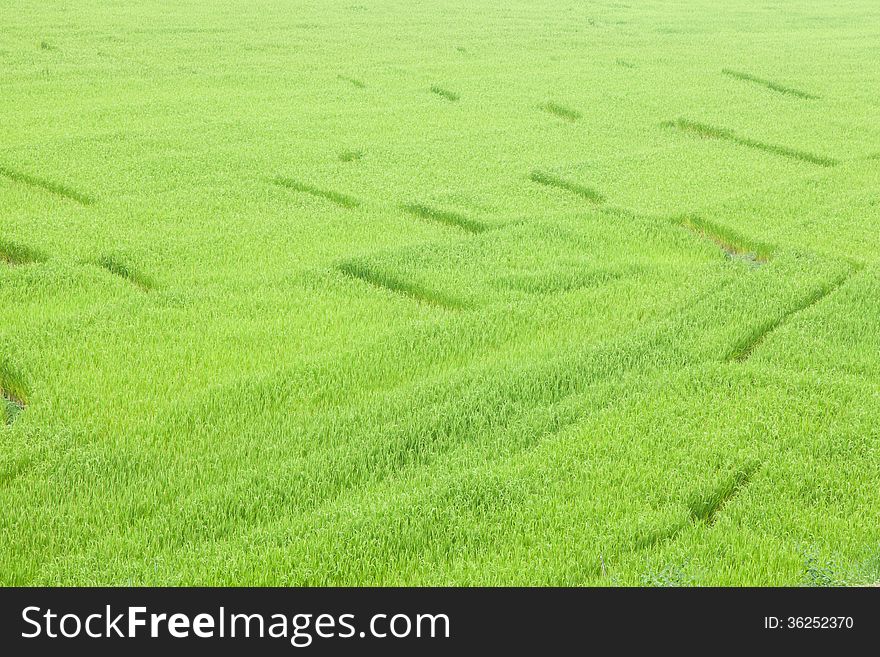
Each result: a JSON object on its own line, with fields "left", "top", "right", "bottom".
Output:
{"left": 633, "top": 462, "right": 760, "bottom": 550}
{"left": 688, "top": 463, "right": 760, "bottom": 526}
{"left": 337, "top": 75, "right": 366, "bottom": 89}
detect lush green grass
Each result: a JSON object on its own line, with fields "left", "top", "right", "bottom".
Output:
{"left": 2, "top": 0, "right": 879, "bottom": 586}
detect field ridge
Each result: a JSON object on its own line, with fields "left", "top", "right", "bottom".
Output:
{"left": 634, "top": 463, "right": 759, "bottom": 551}
{"left": 688, "top": 464, "right": 759, "bottom": 526}
{"left": 337, "top": 75, "right": 365, "bottom": 89}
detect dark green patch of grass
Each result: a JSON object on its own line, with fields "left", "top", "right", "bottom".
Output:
{"left": 0, "top": 238, "right": 46, "bottom": 266}
{"left": 664, "top": 119, "right": 837, "bottom": 167}
{"left": 337, "top": 75, "right": 365, "bottom": 89}
{"left": 615, "top": 58, "right": 636, "bottom": 69}
{"left": 96, "top": 254, "right": 155, "bottom": 290}
{"left": 430, "top": 85, "right": 459, "bottom": 102}
{"left": 0, "top": 165, "right": 95, "bottom": 205}
{"left": 401, "top": 203, "right": 487, "bottom": 233}
{"left": 272, "top": 177, "right": 361, "bottom": 209}
{"left": 541, "top": 101, "right": 581, "bottom": 121}
{"left": 338, "top": 149, "right": 364, "bottom": 162}
{"left": 529, "top": 170, "right": 605, "bottom": 203}
{"left": 688, "top": 463, "right": 759, "bottom": 525}
{"left": 722, "top": 68, "right": 819, "bottom": 100}
{"left": 338, "top": 260, "right": 465, "bottom": 310}
{"left": 0, "top": 363, "right": 28, "bottom": 426}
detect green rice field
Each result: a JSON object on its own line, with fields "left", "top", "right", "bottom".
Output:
{"left": 2, "top": 0, "right": 879, "bottom": 585}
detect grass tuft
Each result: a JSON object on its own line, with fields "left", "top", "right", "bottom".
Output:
{"left": 722, "top": 68, "right": 819, "bottom": 100}
{"left": 664, "top": 118, "right": 838, "bottom": 167}
{"left": 529, "top": 170, "right": 605, "bottom": 203}
{"left": 272, "top": 177, "right": 361, "bottom": 209}
{"left": 401, "top": 203, "right": 487, "bottom": 233}
{"left": 338, "top": 149, "right": 364, "bottom": 162}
